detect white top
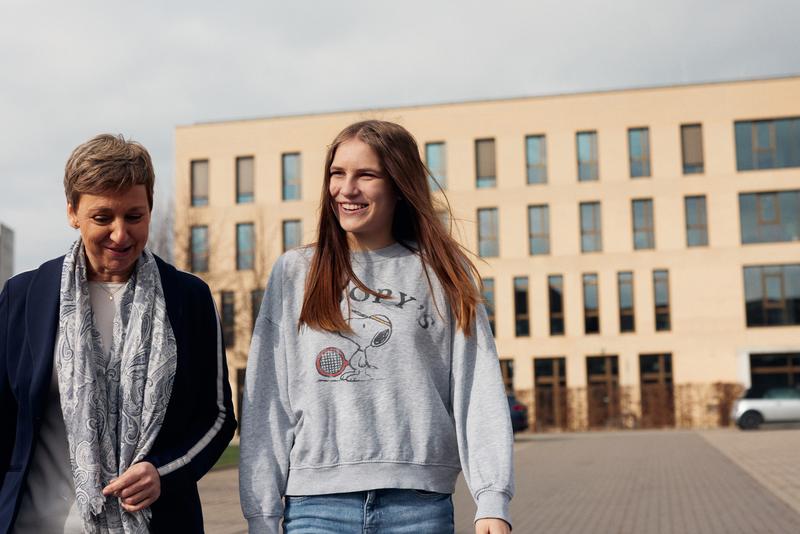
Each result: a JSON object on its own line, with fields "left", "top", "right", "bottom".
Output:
{"left": 13, "top": 282, "right": 121, "bottom": 533}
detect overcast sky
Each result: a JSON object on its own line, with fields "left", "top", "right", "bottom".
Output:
{"left": 1, "top": 0, "right": 799, "bottom": 274}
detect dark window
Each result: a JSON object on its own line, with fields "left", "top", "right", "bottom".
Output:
{"left": 528, "top": 205, "right": 549, "bottom": 255}
{"left": 191, "top": 160, "right": 209, "bottom": 206}
{"left": 739, "top": 190, "right": 800, "bottom": 244}
{"left": 482, "top": 278, "right": 496, "bottom": 336}
{"left": 639, "top": 353, "right": 675, "bottom": 428}
{"left": 583, "top": 273, "right": 599, "bottom": 334}
{"left": 190, "top": 225, "right": 208, "bottom": 272}
{"left": 514, "top": 277, "right": 530, "bottom": 337}
{"left": 749, "top": 353, "right": 800, "bottom": 395}
{"left": 534, "top": 357, "right": 567, "bottom": 430}
{"left": 425, "top": 142, "right": 447, "bottom": 191}
{"left": 681, "top": 124, "right": 704, "bottom": 174}
{"left": 576, "top": 131, "right": 598, "bottom": 181}
{"left": 653, "top": 270, "right": 671, "bottom": 331}
{"left": 735, "top": 117, "right": 800, "bottom": 171}
{"left": 632, "top": 199, "right": 655, "bottom": 250}
{"left": 499, "top": 359, "right": 514, "bottom": 392}
{"left": 236, "top": 156, "right": 254, "bottom": 203}
{"left": 628, "top": 127, "right": 651, "bottom": 178}
{"left": 685, "top": 195, "right": 709, "bottom": 247}
{"left": 476, "top": 139, "right": 496, "bottom": 188}
{"left": 580, "top": 201, "right": 602, "bottom": 252}
{"left": 282, "top": 220, "right": 302, "bottom": 252}
{"left": 548, "top": 275, "right": 564, "bottom": 336}
{"left": 282, "top": 153, "right": 301, "bottom": 200}
{"left": 586, "top": 355, "right": 620, "bottom": 428}
{"left": 525, "top": 135, "right": 547, "bottom": 184}
{"left": 477, "top": 208, "right": 499, "bottom": 257}
{"left": 744, "top": 264, "right": 800, "bottom": 327}
{"left": 221, "top": 291, "right": 235, "bottom": 348}
{"left": 618, "top": 271, "right": 635, "bottom": 333}
{"left": 251, "top": 289, "right": 264, "bottom": 329}
{"left": 236, "top": 223, "right": 255, "bottom": 270}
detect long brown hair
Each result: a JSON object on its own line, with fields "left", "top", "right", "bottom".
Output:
{"left": 299, "top": 120, "right": 482, "bottom": 336}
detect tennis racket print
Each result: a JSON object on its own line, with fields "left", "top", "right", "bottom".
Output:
{"left": 315, "top": 346, "right": 349, "bottom": 377}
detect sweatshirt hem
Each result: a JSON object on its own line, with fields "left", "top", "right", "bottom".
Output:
{"left": 286, "top": 461, "right": 461, "bottom": 495}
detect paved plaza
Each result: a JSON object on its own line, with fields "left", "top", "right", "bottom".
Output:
{"left": 199, "top": 428, "right": 800, "bottom": 533}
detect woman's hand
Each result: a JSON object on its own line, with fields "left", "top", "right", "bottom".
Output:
{"left": 475, "top": 518, "right": 511, "bottom": 534}
{"left": 102, "top": 461, "right": 161, "bottom": 513}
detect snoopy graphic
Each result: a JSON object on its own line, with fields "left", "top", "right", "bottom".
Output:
{"left": 314, "top": 309, "right": 393, "bottom": 382}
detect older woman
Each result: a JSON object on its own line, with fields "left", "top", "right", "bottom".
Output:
{"left": 0, "top": 134, "right": 236, "bottom": 533}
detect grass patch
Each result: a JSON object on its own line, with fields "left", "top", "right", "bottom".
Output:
{"left": 213, "top": 444, "right": 239, "bottom": 470}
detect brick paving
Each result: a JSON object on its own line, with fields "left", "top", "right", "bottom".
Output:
{"left": 199, "top": 429, "right": 800, "bottom": 533}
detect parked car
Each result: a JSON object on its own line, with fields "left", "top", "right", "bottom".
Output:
{"left": 507, "top": 394, "right": 529, "bottom": 433}
{"left": 731, "top": 387, "right": 800, "bottom": 430}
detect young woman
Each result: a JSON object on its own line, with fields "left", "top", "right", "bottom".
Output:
{"left": 240, "top": 120, "right": 513, "bottom": 534}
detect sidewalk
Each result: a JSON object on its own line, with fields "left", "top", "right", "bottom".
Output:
{"left": 199, "top": 428, "right": 800, "bottom": 533}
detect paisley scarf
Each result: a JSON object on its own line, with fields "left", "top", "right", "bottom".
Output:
{"left": 55, "top": 240, "right": 177, "bottom": 533}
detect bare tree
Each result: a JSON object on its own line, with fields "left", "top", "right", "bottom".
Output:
{"left": 148, "top": 193, "right": 174, "bottom": 262}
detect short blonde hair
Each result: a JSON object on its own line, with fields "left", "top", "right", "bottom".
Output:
{"left": 64, "top": 133, "right": 155, "bottom": 209}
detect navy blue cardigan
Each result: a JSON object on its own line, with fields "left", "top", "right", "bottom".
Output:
{"left": 0, "top": 255, "right": 237, "bottom": 533}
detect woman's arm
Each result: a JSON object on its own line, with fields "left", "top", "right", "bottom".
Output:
{"left": 142, "top": 277, "right": 237, "bottom": 493}
{"left": 451, "top": 302, "right": 515, "bottom": 530}
{"left": 239, "top": 257, "right": 296, "bottom": 534}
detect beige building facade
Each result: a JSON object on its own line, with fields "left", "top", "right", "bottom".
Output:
{"left": 175, "top": 76, "right": 800, "bottom": 431}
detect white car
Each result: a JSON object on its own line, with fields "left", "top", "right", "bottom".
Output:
{"left": 731, "top": 387, "right": 800, "bottom": 430}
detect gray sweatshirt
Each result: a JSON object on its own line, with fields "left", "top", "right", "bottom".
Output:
{"left": 239, "top": 243, "right": 514, "bottom": 532}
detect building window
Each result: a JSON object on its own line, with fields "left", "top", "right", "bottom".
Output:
{"left": 189, "top": 225, "right": 208, "bottom": 272}
{"left": 482, "top": 278, "right": 496, "bottom": 336}
{"left": 525, "top": 135, "right": 547, "bottom": 184}
{"left": 282, "top": 153, "right": 301, "bottom": 200}
{"left": 618, "top": 271, "right": 635, "bottom": 333}
{"left": 425, "top": 142, "right": 446, "bottom": 191}
{"left": 190, "top": 160, "right": 209, "bottom": 206}
{"left": 685, "top": 195, "right": 709, "bottom": 247}
{"left": 580, "top": 201, "right": 602, "bottom": 253}
{"left": 548, "top": 275, "right": 564, "bottom": 336}
{"left": 251, "top": 289, "right": 264, "bottom": 329}
{"left": 744, "top": 264, "right": 800, "bottom": 327}
{"left": 534, "top": 358, "right": 568, "bottom": 430}
{"left": 514, "top": 276, "right": 530, "bottom": 337}
{"left": 282, "top": 220, "right": 302, "bottom": 252}
{"left": 475, "top": 139, "right": 496, "bottom": 188}
{"left": 586, "top": 355, "right": 621, "bottom": 428}
{"left": 628, "top": 127, "right": 651, "bottom": 178}
{"left": 735, "top": 117, "right": 800, "bottom": 171}
{"left": 639, "top": 353, "right": 675, "bottom": 428}
{"left": 576, "top": 131, "right": 598, "bottom": 182}
{"left": 583, "top": 273, "right": 599, "bottom": 334}
{"left": 236, "top": 156, "right": 254, "bottom": 203}
{"left": 632, "top": 199, "right": 655, "bottom": 250}
{"left": 236, "top": 223, "right": 255, "bottom": 270}
{"left": 528, "top": 205, "right": 549, "bottom": 255}
{"left": 681, "top": 124, "right": 704, "bottom": 174}
{"left": 477, "top": 208, "right": 499, "bottom": 257}
{"left": 739, "top": 190, "right": 800, "bottom": 244}
{"left": 499, "top": 359, "right": 514, "bottom": 393}
{"left": 653, "top": 270, "right": 671, "bottom": 331}
{"left": 221, "top": 291, "right": 235, "bottom": 348}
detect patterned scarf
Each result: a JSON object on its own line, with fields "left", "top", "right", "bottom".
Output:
{"left": 55, "top": 240, "right": 177, "bottom": 533}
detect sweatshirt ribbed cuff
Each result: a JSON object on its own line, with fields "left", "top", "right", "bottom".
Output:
{"left": 474, "top": 490, "right": 512, "bottom": 529}
{"left": 246, "top": 515, "right": 281, "bottom": 534}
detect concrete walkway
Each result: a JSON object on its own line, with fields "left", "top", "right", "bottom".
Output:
{"left": 199, "top": 428, "right": 800, "bottom": 533}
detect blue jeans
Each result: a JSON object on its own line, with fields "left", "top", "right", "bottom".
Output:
{"left": 283, "top": 489, "right": 455, "bottom": 533}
